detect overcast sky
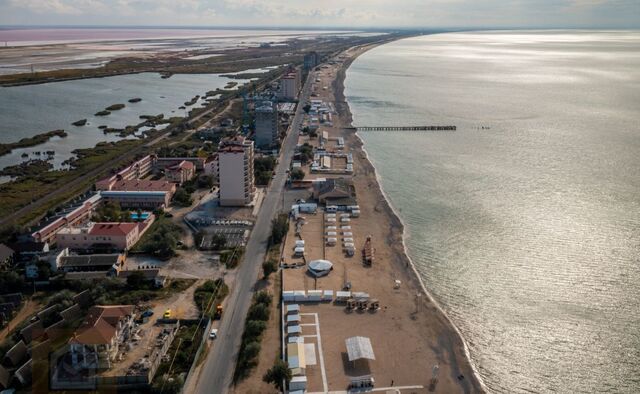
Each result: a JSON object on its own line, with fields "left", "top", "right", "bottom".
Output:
{"left": 0, "top": 0, "right": 638, "bottom": 29}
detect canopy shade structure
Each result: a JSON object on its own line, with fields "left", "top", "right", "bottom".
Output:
{"left": 345, "top": 336, "right": 375, "bottom": 361}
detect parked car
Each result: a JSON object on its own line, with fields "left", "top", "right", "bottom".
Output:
{"left": 209, "top": 328, "right": 218, "bottom": 339}
{"left": 163, "top": 309, "right": 172, "bottom": 319}
{"left": 141, "top": 310, "right": 154, "bottom": 318}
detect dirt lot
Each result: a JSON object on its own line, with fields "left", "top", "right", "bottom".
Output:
{"left": 103, "top": 279, "right": 201, "bottom": 377}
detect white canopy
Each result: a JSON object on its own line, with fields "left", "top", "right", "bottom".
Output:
{"left": 345, "top": 336, "right": 375, "bottom": 361}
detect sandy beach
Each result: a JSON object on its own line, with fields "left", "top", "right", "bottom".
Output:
{"left": 327, "top": 43, "right": 485, "bottom": 392}
{"left": 261, "top": 42, "right": 487, "bottom": 393}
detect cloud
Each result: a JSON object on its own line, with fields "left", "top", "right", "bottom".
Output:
{"left": 1, "top": 0, "right": 638, "bottom": 27}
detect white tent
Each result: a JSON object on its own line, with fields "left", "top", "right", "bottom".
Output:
{"left": 345, "top": 336, "right": 375, "bottom": 362}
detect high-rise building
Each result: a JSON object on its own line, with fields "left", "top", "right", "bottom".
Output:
{"left": 304, "top": 51, "right": 320, "bottom": 70}
{"left": 278, "top": 67, "right": 301, "bottom": 101}
{"left": 218, "top": 136, "right": 255, "bottom": 206}
{"left": 255, "top": 101, "right": 278, "bottom": 149}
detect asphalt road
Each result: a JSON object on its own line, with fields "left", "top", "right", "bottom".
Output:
{"left": 194, "top": 70, "right": 313, "bottom": 394}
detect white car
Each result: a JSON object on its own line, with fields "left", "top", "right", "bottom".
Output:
{"left": 209, "top": 328, "right": 218, "bottom": 339}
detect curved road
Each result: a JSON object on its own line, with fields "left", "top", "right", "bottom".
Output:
{"left": 194, "top": 70, "right": 312, "bottom": 394}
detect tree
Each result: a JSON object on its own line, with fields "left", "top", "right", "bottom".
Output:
{"left": 262, "top": 259, "right": 277, "bottom": 278}
{"left": 126, "top": 270, "right": 147, "bottom": 289}
{"left": 244, "top": 320, "right": 266, "bottom": 338}
{"left": 270, "top": 214, "right": 289, "bottom": 245}
{"left": 254, "top": 291, "right": 272, "bottom": 307}
{"left": 0, "top": 271, "right": 24, "bottom": 293}
{"left": 263, "top": 359, "right": 292, "bottom": 391}
{"left": 290, "top": 168, "right": 305, "bottom": 181}
{"left": 247, "top": 303, "right": 269, "bottom": 321}
{"left": 299, "top": 143, "right": 313, "bottom": 164}
{"left": 242, "top": 341, "right": 261, "bottom": 360}
{"left": 303, "top": 104, "right": 311, "bottom": 113}
{"left": 172, "top": 188, "right": 192, "bottom": 206}
{"left": 197, "top": 174, "right": 215, "bottom": 189}
{"left": 46, "top": 289, "right": 75, "bottom": 309}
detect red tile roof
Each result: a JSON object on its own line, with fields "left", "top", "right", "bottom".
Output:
{"left": 89, "top": 223, "right": 138, "bottom": 237}
{"left": 111, "top": 179, "right": 176, "bottom": 192}
{"left": 70, "top": 305, "right": 134, "bottom": 345}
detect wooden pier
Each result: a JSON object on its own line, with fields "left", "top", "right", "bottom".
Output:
{"left": 346, "top": 125, "right": 456, "bottom": 132}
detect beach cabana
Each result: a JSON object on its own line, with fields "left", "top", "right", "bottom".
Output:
{"left": 307, "top": 290, "right": 322, "bottom": 301}
{"left": 287, "top": 314, "right": 301, "bottom": 324}
{"left": 293, "top": 290, "right": 306, "bottom": 302}
{"left": 308, "top": 259, "right": 333, "bottom": 277}
{"left": 286, "top": 304, "right": 300, "bottom": 314}
{"left": 287, "top": 342, "right": 306, "bottom": 376}
{"left": 345, "top": 336, "right": 376, "bottom": 370}
{"left": 288, "top": 325, "right": 302, "bottom": 336}
{"left": 336, "top": 291, "right": 351, "bottom": 302}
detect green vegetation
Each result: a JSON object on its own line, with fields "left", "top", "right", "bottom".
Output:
{"left": 234, "top": 291, "right": 273, "bottom": 382}
{"left": 254, "top": 156, "right": 276, "bottom": 186}
{"left": 132, "top": 216, "right": 183, "bottom": 259}
{"left": 263, "top": 359, "right": 292, "bottom": 391}
{"left": 105, "top": 103, "right": 125, "bottom": 111}
{"left": 172, "top": 187, "right": 193, "bottom": 207}
{"left": 220, "top": 247, "right": 243, "bottom": 269}
{"left": 262, "top": 258, "right": 278, "bottom": 279}
{"left": 298, "top": 143, "right": 313, "bottom": 164}
{"left": 270, "top": 214, "right": 289, "bottom": 246}
{"left": 0, "top": 271, "right": 25, "bottom": 293}
{"left": 197, "top": 174, "right": 215, "bottom": 189}
{"left": 0, "top": 129, "right": 67, "bottom": 157}
{"left": 290, "top": 167, "right": 305, "bottom": 181}
{"left": 0, "top": 138, "right": 146, "bottom": 226}
{"left": 193, "top": 278, "right": 229, "bottom": 318}
{"left": 153, "top": 322, "right": 205, "bottom": 389}
{"left": 92, "top": 201, "right": 131, "bottom": 222}
{"left": 0, "top": 160, "right": 52, "bottom": 177}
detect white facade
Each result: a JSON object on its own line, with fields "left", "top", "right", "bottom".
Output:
{"left": 278, "top": 74, "right": 298, "bottom": 101}
{"left": 218, "top": 138, "right": 255, "bottom": 206}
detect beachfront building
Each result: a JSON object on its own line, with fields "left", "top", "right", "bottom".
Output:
{"left": 99, "top": 179, "right": 176, "bottom": 209}
{"left": 313, "top": 178, "right": 357, "bottom": 207}
{"left": 218, "top": 136, "right": 255, "bottom": 206}
{"left": 153, "top": 156, "right": 205, "bottom": 171}
{"left": 31, "top": 193, "right": 102, "bottom": 244}
{"left": 203, "top": 154, "right": 218, "bottom": 177}
{"left": 55, "top": 219, "right": 152, "bottom": 251}
{"left": 278, "top": 68, "right": 301, "bottom": 101}
{"left": 67, "top": 305, "right": 135, "bottom": 369}
{"left": 304, "top": 51, "right": 320, "bottom": 70}
{"left": 164, "top": 160, "right": 195, "bottom": 185}
{"left": 95, "top": 155, "right": 154, "bottom": 191}
{"left": 255, "top": 101, "right": 278, "bottom": 149}
{"left": 54, "top": 250, "right": 126, "bottom": 276}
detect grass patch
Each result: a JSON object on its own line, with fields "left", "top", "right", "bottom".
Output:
{"left": 233, "top": 291, "right": 273, "bottom": 382}
{"left": 193, "top": 279, "right": 229, "bottom": 318}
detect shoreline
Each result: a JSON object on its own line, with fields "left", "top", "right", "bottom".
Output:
{"left": 334, "top": 42, "right": 486, "bottom": 392}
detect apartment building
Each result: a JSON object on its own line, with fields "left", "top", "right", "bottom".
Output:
{"left": 218, "top": 136, "right": 255, "bottom": 206}
{"left": 255, "top": 101, "right": 278, "bottom": 149}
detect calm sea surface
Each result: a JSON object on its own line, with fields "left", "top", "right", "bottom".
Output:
{"left": 0, "top": 72, "right": 252, "bottom": 172}
{"left": 345, "top": 31, "right": 640, "bottom": 393}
